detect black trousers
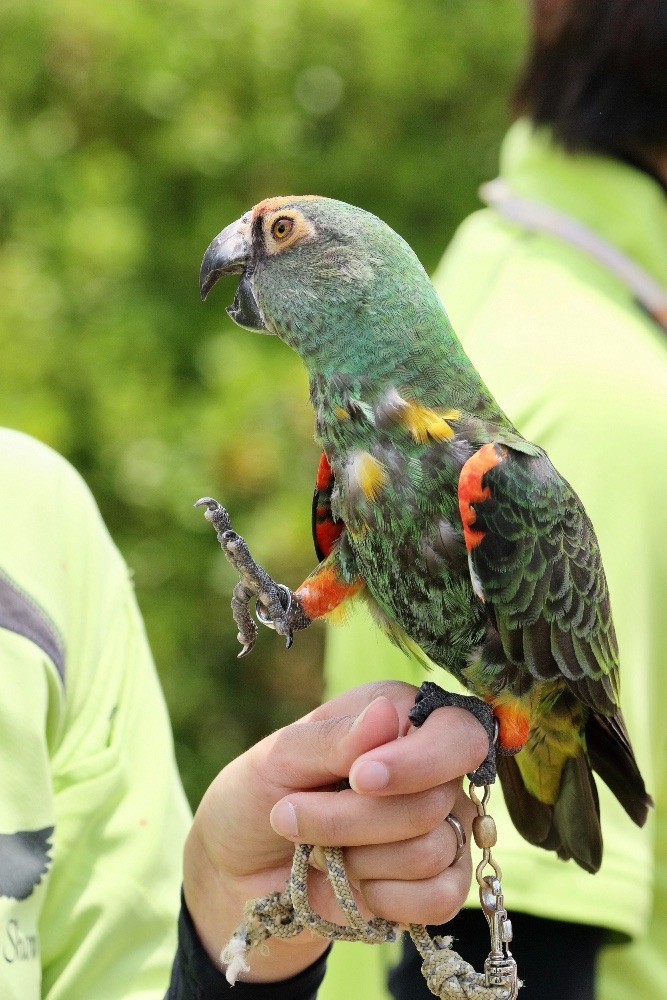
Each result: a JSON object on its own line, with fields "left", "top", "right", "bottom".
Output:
{"left": 388, "top": 910, "right": 605, "bottom": 1000}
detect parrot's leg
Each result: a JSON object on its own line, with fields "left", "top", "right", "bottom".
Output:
{"left": 196, "top": 497, "right": 310, "bottom": 656}
{"left": 409, "top": 681, "right": 498, "bottom": 786}
{"left": 291, "top": 551, "right": 364, "bottom": 622}
{"left": 196, "top": 497, "right": 362, "bottom": 657}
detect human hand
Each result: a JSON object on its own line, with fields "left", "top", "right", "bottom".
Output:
{"left": 183, "top": 680, "right": 489, "bottom": 983}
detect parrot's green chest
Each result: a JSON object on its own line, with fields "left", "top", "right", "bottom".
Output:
{"left": 328, "top": 436, "right": 488, "bottom": 681}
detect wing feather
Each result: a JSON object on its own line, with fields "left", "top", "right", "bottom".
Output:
{"left": 459, "top": 444, "right": 620, "bottom": 715}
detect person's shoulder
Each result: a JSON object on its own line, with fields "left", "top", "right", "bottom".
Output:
{"left": 0, "top": 428, "right": 118, "bottom": 538}
{"left": 0, "top": 428, "right": 126, "bottom": 630}
{"left": 435, "top": 209, "right": 667, "bottom": 401}
{"left": 436, "top": 206, "right": 631, "bottom": 330}
{"left": 432, "top": 212, "right": 667, "bottom": 500}
{"left": 0, "top": 428, "right": 92, "bottom": 501}
{"left": 433, "top": 209, "right": 516, "bottom": 327}
{"left": 0, "top": 425, "right": 67, "bottom": 468}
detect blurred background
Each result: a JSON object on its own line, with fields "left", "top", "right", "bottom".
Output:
{"left": 0, "top": 0, "right": 526, "bottom": 807}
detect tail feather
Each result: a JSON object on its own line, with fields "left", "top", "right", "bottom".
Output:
{"left": 586, "top": 710, "right": 653, "bottom": 826}
{"left": 551, "top": 754, "right": 602, "bottom": 873}
{"left": 497, "top": 703, "right": 653, "bottom": 873}
{"left": 497, "top": 747, "right": 603, "bottom": 873}
{"left": 496, "top": 754, "right": 552, "bottom": 844}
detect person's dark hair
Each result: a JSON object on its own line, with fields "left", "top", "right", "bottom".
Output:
{"left": 514, "top": 0, "right": 667, "bottom": 156}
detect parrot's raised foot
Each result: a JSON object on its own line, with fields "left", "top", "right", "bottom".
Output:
{"left": 409, "top": 681, "right": 497, "bottom": 786}
{"left": 195, "top": 496, "right": 310, "bottom": 657}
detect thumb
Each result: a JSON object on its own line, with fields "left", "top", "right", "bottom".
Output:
{"left": 261, "top": 696, "right": 400, "bottom": 796}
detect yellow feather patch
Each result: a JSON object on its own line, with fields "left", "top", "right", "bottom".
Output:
{"left": 335, "top": 406, "right": 350, "bottom": 421}
{"left": 439, "top": 408, "right": 461, "bottom": 421}
{"left": 324, "top": 601, "right": 354, "bottom": 625}
{"left": 351, "top": 451, "right": 388, "bottom": 501}
{"left": 403, "top": 402, "right": 460, "bottom": 443}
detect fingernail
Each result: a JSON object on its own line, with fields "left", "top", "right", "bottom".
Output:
{"left": 350, "top": 697, "right": 384, "bottom": 732}
{"left": 349, "top": 760, "right": 390, "bottom": 793}
{"left": 270, "top": 801, "right": 299, "bottom": 839}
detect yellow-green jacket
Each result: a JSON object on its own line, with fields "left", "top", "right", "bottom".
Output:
{"left": 0, "top": 429, "right": 191, "bottom": 999}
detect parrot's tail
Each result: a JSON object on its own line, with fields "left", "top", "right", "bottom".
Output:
{"left": 497, "top": 747, "right": 603, "bottom": 873}
{"left": 496, "top": 707, "right": 652, "bottom": 874}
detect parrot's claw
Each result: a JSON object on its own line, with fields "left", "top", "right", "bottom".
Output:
{"left": 257, "top": 586, "right": 294, "bottom": 649}
{"left": 195, "top": 496, "right": 232, "bottom": 529}
{"left": 197, "top": 496, "right": 309, "bottom": 655}
{"left": 409, "top": 681, "right": 498, "bottom": 786}
{"left": 254, "top": 585, "right": 294, "bottom": 646}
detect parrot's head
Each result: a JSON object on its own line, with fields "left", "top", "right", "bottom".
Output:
{"left": 199, "top": 195, "right": 447, "bottom": 371}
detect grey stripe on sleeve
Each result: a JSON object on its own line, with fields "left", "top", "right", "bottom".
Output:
{"left": 0, "top": 570, "right": 65, "bottom": 683}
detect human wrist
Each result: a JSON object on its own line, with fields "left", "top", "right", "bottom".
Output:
{"left": 183, "top": 824, "right": 329, "bottom": 983}
{"left": 172, "top": 889, "right": 331, "bottom": 998}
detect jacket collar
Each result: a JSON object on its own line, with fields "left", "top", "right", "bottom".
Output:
{"left": 499, "top": 119, "right": 667, "bottom": 290}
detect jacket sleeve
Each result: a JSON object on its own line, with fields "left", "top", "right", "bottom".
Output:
{"left": 165, "top": 896, "right": 330, "bottom": 1000}
{"left": 0, "top": 431, "right": 192, "bottom": 1000}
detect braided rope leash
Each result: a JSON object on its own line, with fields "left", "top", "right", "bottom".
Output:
{"left": 221, "top": 783, "right": 521, "bottom": 998}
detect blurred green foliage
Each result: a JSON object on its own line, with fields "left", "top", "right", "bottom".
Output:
{"left": 0, "top": 0, "right": 526, "bottom": 806}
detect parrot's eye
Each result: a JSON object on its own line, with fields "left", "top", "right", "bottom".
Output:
{"left": 271, "top": 217, "right": 294, "bottom": 240}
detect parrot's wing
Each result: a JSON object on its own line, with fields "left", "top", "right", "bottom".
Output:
{"left": 458, "top": 442, "right": 620, "bottom": 716}
{"left": 312, "top": 451, "right": 345, "bottom": 560}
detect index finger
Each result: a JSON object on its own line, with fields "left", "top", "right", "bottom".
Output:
{"left": 348, "top": 706, "right": 490, "bottom": 796}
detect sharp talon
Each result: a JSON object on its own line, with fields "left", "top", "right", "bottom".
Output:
{"left": 195, "top": 496, "right": 232, "bottom": 525}
{"left": 238, "top": 643, "right": 254, "bottom": 658}
{"left": 285, "top": 633, "right": 293, "bottom": 650}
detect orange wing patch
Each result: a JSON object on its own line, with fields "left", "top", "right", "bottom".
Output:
{"left": 313, "top": 452, "right": 344, "bottom": 559}
{"left": 458, "top": 443, "right": 506, "bottom": 551}
{"left": 315, "top": 451, "right": 334, "bottom": 492}
{"left": 314, "top": 517, "right": 344, "bottom": 559}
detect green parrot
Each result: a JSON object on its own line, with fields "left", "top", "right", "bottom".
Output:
{"left": 199, "top": 195, "right": 651, "bottom": 873}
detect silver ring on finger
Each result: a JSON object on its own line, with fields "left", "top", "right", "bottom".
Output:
{"left": 445, "top": 812, "right": 467, "bottom": 867}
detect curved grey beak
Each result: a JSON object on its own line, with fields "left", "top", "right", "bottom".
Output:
{"left": 199, "top": 215, "right": 251, "bottom": 301}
